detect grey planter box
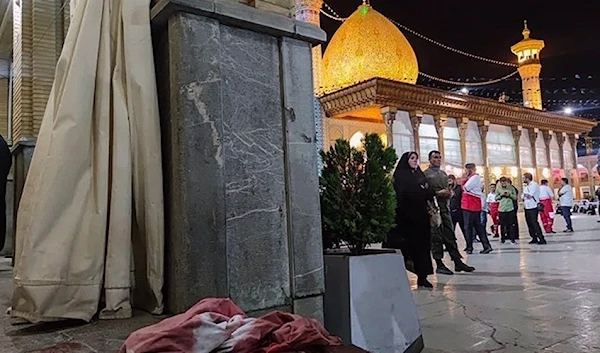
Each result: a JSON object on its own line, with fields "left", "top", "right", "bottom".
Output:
{"left": 324, "top": 250, "right": 424, "bottom": 353}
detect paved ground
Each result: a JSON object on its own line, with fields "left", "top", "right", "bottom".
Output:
{"left": 417, "top": 213, "right": 600, "bottom": 353}
{"left": 0, "top": 212, "right": 598, "bottom": 352}
{"left": 0, "top": 260, "right": 163, "bottom": 352}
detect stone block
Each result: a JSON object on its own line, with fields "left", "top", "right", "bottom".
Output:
{"left": 154, "top": 0, "right": 325, "bottom": 317}
{"left": 293, "top": 295, "right": 324, "bottom": 323}
{"left": 280, "top": 37, "right": 324, "bottom": 298}
{"left": 219, "top": 24, "right": 290, "bottom": 311}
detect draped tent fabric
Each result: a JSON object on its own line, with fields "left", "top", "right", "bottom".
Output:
{"left": 11, "top": 0, "right": 164, "bottom": 323}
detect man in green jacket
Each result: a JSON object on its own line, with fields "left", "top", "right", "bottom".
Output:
{"left": 425, "top": 151, "right": 475, "bottom": 275}
{"left": 496, "top": 177, "right": 518, "bottom": 244}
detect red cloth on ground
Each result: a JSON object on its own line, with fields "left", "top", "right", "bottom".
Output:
{"left": 119, "top": 298, "right": 341, "bottom": 353}
{"left": 539, "top": 198, "right": 555, "bottom": 233}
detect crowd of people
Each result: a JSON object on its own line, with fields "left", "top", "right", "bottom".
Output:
{"left": 385, "top": 150, "right": 580, "bottom": 288}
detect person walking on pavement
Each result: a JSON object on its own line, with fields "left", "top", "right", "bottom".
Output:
{"left": 448, "top": 175, "right": 466, "bottom": 239}
{"left": 424, "top": 151, "right": 475, "bottom": 275}
{"left": 539, "top": 179, "right": 556, "bottom": 234}
{"left": 461, "top": 163, "right": 493, "bottom": 254}
{"left": 495, "top": 177, "right": 518, "bottom": 244}
{"left": 486, "top": 183, "right": 500, "bottom": 237}
{"left": 522, "top": 173, "right": 547, "bottom": 244}
{"left": 508, "top": 179, "right": 520, "bottom": 239}
{"left": 558, "top": 178, "right": 574, "bottom": 233}
{"left": 0, "top": 134, "right": 11, "bottom": 253}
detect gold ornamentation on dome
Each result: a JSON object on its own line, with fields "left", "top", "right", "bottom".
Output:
{"left": 321, "top": 4, "right": 419, "bottom": 94}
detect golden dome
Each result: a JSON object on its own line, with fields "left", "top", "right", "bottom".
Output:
{"left": 321, "top": 4, "right": 418, "bottom": 94}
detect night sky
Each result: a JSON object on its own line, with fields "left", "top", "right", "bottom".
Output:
{"left": 320, "top": 0, "right": 600, "bottom": 148}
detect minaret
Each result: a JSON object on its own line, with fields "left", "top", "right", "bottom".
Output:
{"left": 511, "top": 21, "right": 545, "bottom": 110}
{"left": 294, "top": 0, "right": 324, "bottom": 94}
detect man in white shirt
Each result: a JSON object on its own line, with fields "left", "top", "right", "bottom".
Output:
{"left": 521, "top": 173, "right": 547, "bottom": 244}
{"left": 558, "top": 178, "right": 574, "bottom": 233}
{"left": 461, "top": 163, "right": 493, "bottom": 254}
{"left": 539, "top": 180, "right": 556, "bottom": 234}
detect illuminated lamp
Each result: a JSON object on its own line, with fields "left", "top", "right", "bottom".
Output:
{"left": 350, "top": 131, "right": 365, "bottom": 149}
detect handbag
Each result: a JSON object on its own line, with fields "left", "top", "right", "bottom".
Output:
{"left": 427, "top": 197, "right": 442, "bottom": 228}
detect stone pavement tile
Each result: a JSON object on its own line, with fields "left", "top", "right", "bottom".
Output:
{"left": 414, "top": 214, "right": 600, "bottom": 352}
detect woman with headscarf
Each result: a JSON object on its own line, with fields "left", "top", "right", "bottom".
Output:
{"left": 384, "top": 152, "right": 436, "bottom": 288}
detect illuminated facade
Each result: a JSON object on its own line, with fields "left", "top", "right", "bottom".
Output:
{"left": 302, "top": 3, "right": 597, "bottom": 196}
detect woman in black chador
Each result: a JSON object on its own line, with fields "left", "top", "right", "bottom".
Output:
{"left": 385, "top": 152, "right": 435, "bottom": 288}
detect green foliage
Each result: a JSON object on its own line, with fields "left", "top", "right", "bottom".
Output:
{"left": 319, "top": 133, "right": 398, "bottom": 255}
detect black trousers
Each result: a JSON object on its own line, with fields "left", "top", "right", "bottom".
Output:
{"left": 499, "top": 211, "right": 516, "bottom": 241}
{"left": 524, "top": 208, "right": 544, "bottom": 241}
{"left": 451, "top": 210, "right": 466, "bottom": 243}
{"left": 463, "top": 210, "right": 491, "bottom": 251}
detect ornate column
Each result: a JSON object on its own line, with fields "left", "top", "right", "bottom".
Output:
{"left": 542, "top": 130, "right": 553, "bottom": 175}
{"left": 568, "top": 134, "right": 580, "bottom": 198}
{"left": 434, "top": 114, "right": 447, "bottom": 157}
{"left": 528, "top": 128, "right": 539, "bottom": 179}
{"left": 557, "top": 132, "right": 566, "bottom": 170}
{"left": 478, "top": 121, "right": 490, "bottom": 191}
{"left": 294, "top": 0, "right": 324, "bottom": 94}
{"left": 584, "top": 135, "right": 595, "bottom": 196}
{"left": 512, "top": 126, "right": 523, "bottom": 187}
{"left": 458, "top": 117, "right": 469, "bottom": 167}
{"left": 409, "top": 110, "right": 423, "bottom": 154}
{"left": 584, "top": 135, "right": 594, "bottom": 156}
{"left": 380, "top": 106, "right": 397, "bottom": 148}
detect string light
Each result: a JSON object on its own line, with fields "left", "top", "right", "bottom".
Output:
{"left": 321, "top": 1, "right": 518, "bottom": 68}
{"left": 419, "top": 70, "right": 520, "bottom": 86}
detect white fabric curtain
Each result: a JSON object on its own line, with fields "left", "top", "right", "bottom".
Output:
{"left": 536, "top": 133, "right": 549, "bottom": 168}
{"left": 12, "top": 0, "right": 164, "bottom": 323}
{"left": 443, "top": 118, "right": 461, "bottom": 167}
{"left": 465, "top": 121, "right": 483, "bottom": 165}
{"left": 392, "top": 111, "right": 415, "bottom": 157}
{"left": 563, "top": 140, "right": 574, "bottom": 170}
{"left": 519, "top": 129, "right": 534, "bottom": 168}
{"left": 419, "top": 115, "right": 438, "bottom": 160}
{"left": 487, "top": 124, "right": 516, "bottom": 167}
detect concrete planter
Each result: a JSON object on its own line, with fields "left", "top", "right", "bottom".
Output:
{"left": 324, "top": 250, "right": 424, "bottom": 353}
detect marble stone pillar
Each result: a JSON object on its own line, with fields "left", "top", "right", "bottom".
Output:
{"left": 512, "top": 126, "right": 523, "bottom": 187}
{"left": 434, "top": 114, "right": 447, "bottom": 157}
{"left": 151, "top": 0, "right": 326, "bottom": 318}
{"left": 380, "top": 106, "right": 396, "bottom": 148}
{"left": 528, "top": 129, "right": 539, "bottom": 180}
{"left": 409, "top": 111, "right": 422, "bottom": 155}
{"left": 458, "top": 117, "right": 469, "bottom": 168}
{"left": 478, "top": 121, "right": 490, "bottom": 192}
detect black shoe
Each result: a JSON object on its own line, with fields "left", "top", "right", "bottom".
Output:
{"left": 511, "top": 240, "right": 517, "bottom": 244}
{"left": 493, "top": 234, "right": 500, "bottom": 238}
{"left": 538, "top": 239, "right": 547, "bottom": 245}
{"left": 528, "top": 239, "right": 538, "bottom": 244}
{"left": 417, "top": 278, "right": 434, "bottom": 288}
{"left": 466, "top": 249, "right": 473, "bottom": 254}
{"left": 455, "top": 261, "right": 475, "bottom": 273}
{"left": 480, "top": 248, "right": 493, "bottom": 254}
{"left": 436, "top": 265, "right": 454, "bottom": 275}
{"left": 500, "top": 239, "right": 506, "bottom": 244}
{"left": 550, "top": 230, "right": 557, "bottom": 233}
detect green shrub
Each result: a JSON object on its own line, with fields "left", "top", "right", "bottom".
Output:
{"left": 319, "top": 133, "right": 397, "bottom": 255}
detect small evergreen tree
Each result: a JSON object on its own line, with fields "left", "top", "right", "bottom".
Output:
{"left": 319, "top": 133, "right": 397, "bottom": 255}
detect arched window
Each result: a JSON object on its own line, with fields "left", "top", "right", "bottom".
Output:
{"left": 349, "top": 131, "right": 364, "bottom": 149}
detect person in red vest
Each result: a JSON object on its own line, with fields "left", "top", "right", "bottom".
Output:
{"left": 461, "top": 163, "right": 493, "bottom": 254}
